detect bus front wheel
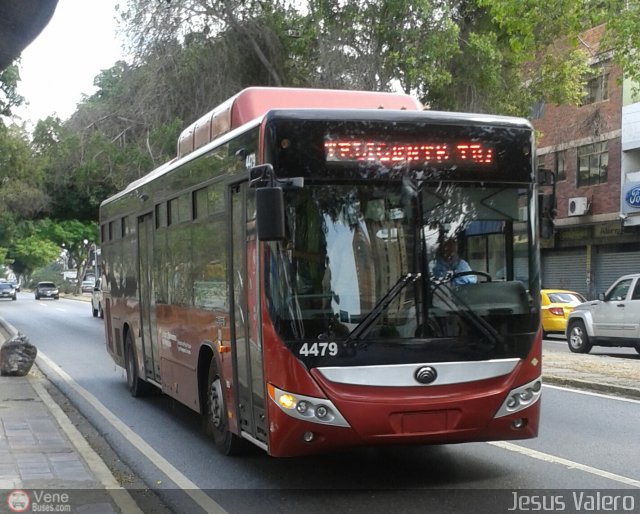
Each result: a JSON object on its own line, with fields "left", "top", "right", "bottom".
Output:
{"left": 204, "top": 359, "right": 244, "bottom": 455}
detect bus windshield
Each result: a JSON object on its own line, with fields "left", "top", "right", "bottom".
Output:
{"left": 264, "top": 181, "right": 537, "bottom": 363}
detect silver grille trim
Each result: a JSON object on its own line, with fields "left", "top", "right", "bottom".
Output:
{"left": 316, "top": 358, "right": 520, "bottom": 387}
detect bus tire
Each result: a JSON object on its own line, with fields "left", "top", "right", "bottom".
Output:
{"left": 125, "top": 331, "right": 151, "bottom": 397}
{"left": 203, "top": 359, "right": 244, "bottom": 455}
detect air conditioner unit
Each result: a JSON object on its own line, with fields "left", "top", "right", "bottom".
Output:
{"left": 568, "top": 197, "right": 589, "bottom": 216}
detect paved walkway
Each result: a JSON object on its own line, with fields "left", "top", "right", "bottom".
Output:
{"left": 0, "top": 370, "right": 141, "bottom": 513}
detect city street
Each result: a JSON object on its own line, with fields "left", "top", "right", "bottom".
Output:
{"left": 1, "top": 293, "right": 639, "bottom": 513}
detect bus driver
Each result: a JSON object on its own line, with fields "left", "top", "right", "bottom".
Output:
{"left": 432, "top": 237, "right": 477, "bottom": 285}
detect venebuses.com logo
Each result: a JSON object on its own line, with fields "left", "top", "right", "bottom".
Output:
{"left": 6, "top": 490, "right": 30, "bottom": 513}
{"left": 5, "top": 489, "right": 71, "bottom": 512}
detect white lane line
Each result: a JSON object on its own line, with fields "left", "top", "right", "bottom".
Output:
{"left": 37, "top": 352, "right": 227, "bottom": 514}
{"left": 30, "top": 375, "right": 144, "bottom": 514}
{"left": 488, "top": 441, "right": 640, "bottom": 488}
{"left": 543, "top": 383, "right": 640, "bottom": 404}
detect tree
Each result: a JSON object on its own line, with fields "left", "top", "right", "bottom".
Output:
{"left": 304, "top": 0, "right": 459, "bottom": 94}
{"left": 7, "top": 234, "right": 60, "bottom": 281}
{"left": 120, "top": 0, "right": 289, "bottom": 86}
{"left": 11, "top": 219, "right": 100, "bottom": 292}
{"left": 0, "top": 63, "right": 24, "bottom": 119}
{"left": 38, "top": 219, "right": 100, "bottom": 293}
{"left": 0, "top": 123, "right": 49, "bottom": 248}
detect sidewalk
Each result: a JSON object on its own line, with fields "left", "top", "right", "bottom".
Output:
{"left": 0, "top": 369, "right": 143, "bottom": 513}
{"left": 0, "top": 312, "right": 142, "bottom": 513}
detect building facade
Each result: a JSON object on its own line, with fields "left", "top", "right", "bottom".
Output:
{"left": 534, "top": 25, "right": 640, "bottom": 299}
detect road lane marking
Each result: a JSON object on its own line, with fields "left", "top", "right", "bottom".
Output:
{"left": 30, "top": 375, "right": 144, "bottom": 514}
{"left": 37, "top": 352, "right": 227, "bottom": 514}
{"left": 543, "top": 383, "right": 640, "bottom": 404}
{"left": 489, "top": 441, "right": 640, "bottom": 488}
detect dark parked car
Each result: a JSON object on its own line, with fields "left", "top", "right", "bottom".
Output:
{"left": 34, "top": 281, "right": 59, "bottom": 300}
{"left": 0, "top": 282, "right": 17, "bottom": 300}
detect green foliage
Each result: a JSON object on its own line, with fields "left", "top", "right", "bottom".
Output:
{"left": 0, "top": 63, "right": 25, "bottom": 118}
{"left": 7, "top": 219, "right": 98, "bottom": 287}
{"left": 601, "top": 1, "right": 640, "bottom": 96}
{"left": 27, "top": 261, "right": 70, "bottom": 290}
{"left": 9, "top": 234, "right": 60, "bottom": 278}
{"left": 0, "top": 124, "right": 48, "bottom": 247}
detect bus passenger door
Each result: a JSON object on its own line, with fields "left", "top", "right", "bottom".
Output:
{"left": 230, "top": 182, "right": 267, "bottom": 445}
{"left": 138, "top": 213, "right": 159, "bottom": 382}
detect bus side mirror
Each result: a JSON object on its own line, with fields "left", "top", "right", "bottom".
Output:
{"left": 256, "top": 187, "right": 285, "bottom": 241}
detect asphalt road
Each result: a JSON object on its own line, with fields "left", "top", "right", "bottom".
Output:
{"left": 2, "top": 292, "right": 639, "bottom": 513}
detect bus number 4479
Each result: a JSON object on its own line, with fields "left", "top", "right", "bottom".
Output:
{"left": 299, "top": 342, "right": 339, "bottom": 357}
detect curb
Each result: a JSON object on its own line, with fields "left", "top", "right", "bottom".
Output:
{"left": 30, "top": 367, "right": 143, "bottom": 513}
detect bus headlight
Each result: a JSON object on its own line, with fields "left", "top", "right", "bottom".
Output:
{"left": 495, "top": 377, "right": 542, "bottom": 418}
{"left": 267, "top": 384, "right": 350, "bottom": 427}
{"left": 278, "top": 393, "right": 296, "bottom": 410}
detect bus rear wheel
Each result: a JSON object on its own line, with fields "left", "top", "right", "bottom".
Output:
{"left": 125, "top": 332, "right": 151, "bottom": 397}
{"left": 204, "top": 360, "right": 244, "bottom": 455}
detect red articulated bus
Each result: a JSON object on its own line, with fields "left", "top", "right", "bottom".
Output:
{"left": 100, "top": 87, "right": 543, "bottom": 457}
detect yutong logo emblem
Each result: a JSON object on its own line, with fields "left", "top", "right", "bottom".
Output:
{"left": 414, "top": 366, "right": 438, "bottom": 384}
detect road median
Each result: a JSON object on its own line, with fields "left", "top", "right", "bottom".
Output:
{"left": 543, "top": 349, "right": 640, "bottom": 399}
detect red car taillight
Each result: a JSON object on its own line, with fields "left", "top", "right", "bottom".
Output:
{"left": 549, "top": 307, "right": 564, "bottom": 316}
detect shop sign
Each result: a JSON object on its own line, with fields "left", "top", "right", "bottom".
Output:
{"left": 558, "top": 227, "right": 591, "bottom": 241}
{"left": 622, "top": 180, "right": 640, "bottom": 214}
{"left": 593, "top": 222, "right": 623, "bottom": 238}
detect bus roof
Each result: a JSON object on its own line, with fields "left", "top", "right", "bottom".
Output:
{"left": 177, "top": 87, "right": 423, "bottom": 159}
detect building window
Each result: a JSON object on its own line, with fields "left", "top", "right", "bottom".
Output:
{"left": 581, "top": 65, "right": 609, "bottom": 105}
{"left": 554, "top": 150, "right": 566, "bottom": 181}
{"left": 577, "top": 141, "right": 608, "bottom": 186}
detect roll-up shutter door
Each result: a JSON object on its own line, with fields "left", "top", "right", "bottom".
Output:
{"left": 541, "top": 249, "right": 588, "bottom": 297}
{"left": 594, "top": 248, "right": 640, "bottom": 295}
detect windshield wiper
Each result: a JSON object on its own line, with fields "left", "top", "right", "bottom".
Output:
{"left": 430, "top": 280, "right": 503, "bottom": 347}
{"left": 347, "top": 273, "right": 421, "bottom": 341}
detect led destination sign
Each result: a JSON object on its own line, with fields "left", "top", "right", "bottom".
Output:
{"left": 324, "top": 140, "right": 495, "bottom": 165}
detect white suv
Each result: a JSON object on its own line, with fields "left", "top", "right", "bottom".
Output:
{"left": 91, "top": 278, "right": 104, "bottom": 318}
{"left": 566, "top": 273, "right": 640, "bottom": 354}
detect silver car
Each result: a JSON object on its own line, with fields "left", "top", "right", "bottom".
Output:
{"left": 0, "top": 283, "right": 17, "bottom": 300}
{"left": 566, "top": 273, "right": 640, "bottom": 354}
{"left": 34, "top": 281, "right": 60, "bottom": 300}
{"left": 91, "top": 278, "right": 104, "bottom": 318}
